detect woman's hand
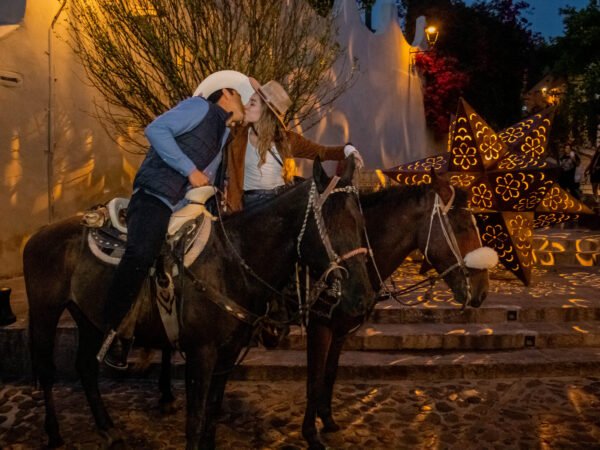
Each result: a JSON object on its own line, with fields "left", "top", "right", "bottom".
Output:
{"left": 344, "top": 144, "right": 364, "bottom": 169}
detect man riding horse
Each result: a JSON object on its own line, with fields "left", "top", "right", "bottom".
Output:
{"left": 98, "top": 71, "right": 253, "bottom": 369}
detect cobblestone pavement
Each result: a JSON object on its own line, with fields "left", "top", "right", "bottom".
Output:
{"left": 2, "top": 377, "right": 600, "bottom": 449}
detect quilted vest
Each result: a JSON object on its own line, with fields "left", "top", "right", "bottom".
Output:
{"left": 133, "top": 102, "right": 228, "bottom": 206}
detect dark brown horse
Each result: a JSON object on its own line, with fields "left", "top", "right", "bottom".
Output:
{"left": 24, "top": 158, "right": 374, "bottom": 449}
{"left": 156, "top": 173, "right": 496, "bottom": 449}
{"left": 300, "top": 173, "right": 495, "bottom": 449}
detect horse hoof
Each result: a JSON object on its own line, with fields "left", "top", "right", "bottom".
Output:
{"left": 159, "top": 400, "right": 178, "bottom": 415}
{"left": 99, "top": 428, "right": 124, "bottom": 448}
{"left": 47, "top": 436, "right": 65, "bottom": 448}
{"left": 321, "top": 420, "right": 340, "bottom": 433}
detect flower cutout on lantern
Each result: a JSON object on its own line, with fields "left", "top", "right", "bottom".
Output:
{"left": 482, "top": 224, "right": 509, "bottom": 251}
{"left": 480, "top": 134, "right": 502, "bottom": 161}
{"left": 516, "top": 192, "right": 544, "bottom": 211}
{"left": 471, "top": 184, "right": 493, "bottom": 209}
{"left": 453, "top": 143, "right": 477, "bottom": 170}
{"left": 421, "top": 156, "right": 445, "bottom": 171}
{"left": 499, "top": 126, "right": 525, "bottom": 144}
{"left": 509, "top": 215, "right": 533, "bottom": 242}
{"left": 495, "top": 173, "right": 521, "bottom": 201}
{"left": 542, "top": 185, "right": 572, "bottom": 210}
{"left": 521, "top": 135, "right": 545, "bottom": 158}
{"left": 450, "top": 174, "right": 475, "bottom": 188}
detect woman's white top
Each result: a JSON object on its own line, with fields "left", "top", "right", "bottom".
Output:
{"left": 243, "top": 138, "right": 285, "bottom": 190}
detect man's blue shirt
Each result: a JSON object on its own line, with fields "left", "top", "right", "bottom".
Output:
{"left": 144, "top": 97, "right": 210, "bottom": 177}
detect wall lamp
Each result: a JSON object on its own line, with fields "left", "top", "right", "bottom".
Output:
{"left": 409, "top": 25, "right": 439, "bottom": 71}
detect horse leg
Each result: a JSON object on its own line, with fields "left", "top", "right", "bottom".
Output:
{"left": 317, "top": 331, "right": 347, "bottom": 433}
{"left": 302, "top": 321, "right": 333, "bottom": 450}
{"left": 202, "top": 349, "right": 239, "bottom": 447}
{"left": 29, "top": 302, "right": 67, "bottom": 448}
{"left": 68, "top": 304, "right": 123, "bottom": 447}
{"left": 185, "top": 345, "right": 218, "bottom": 450}
{"left": 159, "top": 347, "right": 177, "bottom": 414}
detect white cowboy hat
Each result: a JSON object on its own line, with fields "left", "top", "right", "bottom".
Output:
{"left": 193, "top": 70, "right": 254, "bottom": 104}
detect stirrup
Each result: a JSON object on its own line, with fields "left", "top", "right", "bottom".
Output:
{"left": 97, "top": 330, "right": 133, "bottom": 370}
{"left": 96, "top": 329, "right": 118, "bottom": 363}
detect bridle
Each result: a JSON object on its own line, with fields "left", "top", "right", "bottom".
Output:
{"left": 372, "top": 185, "right": 489, "bottom": 310}
{"left": 296, "top": 176, "right": 368, "bottom": 318}
{"left": 183, "top": 177, "right": 367, "bottom": 327}
{"left": 423, "top": 185, "right": 473, "bottom": 309}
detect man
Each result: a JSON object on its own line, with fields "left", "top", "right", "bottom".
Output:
{"left": 98, "top": 71, "right": 253, "bottom": 369}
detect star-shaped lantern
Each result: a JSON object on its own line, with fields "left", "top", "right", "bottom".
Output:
{"left": 384, "top": 99, "right": 592, "bottom": 285}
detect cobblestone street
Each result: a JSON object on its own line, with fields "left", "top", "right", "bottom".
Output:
{"left": 2, "top": 376, "right": 600, "bottom": 449}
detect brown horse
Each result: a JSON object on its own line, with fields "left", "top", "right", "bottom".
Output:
{"left": 301, "top": 173, "right": 495, "bottom": 449}
{"left": 156, "top": 173, "right": 495, "bottom": 449}
{"left": 24, "top": 158, "right": 374, "bottom": 449}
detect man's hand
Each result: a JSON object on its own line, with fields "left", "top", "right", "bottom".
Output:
{"left": 188, "top": 169, "right": 209, "bottom": 187}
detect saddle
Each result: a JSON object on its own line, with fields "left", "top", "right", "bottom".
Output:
{"left": 83, "top": 187, "right": 217, "bottom": 267}
{"left": 82, "top": 187, "right": 217, "bottom": 348}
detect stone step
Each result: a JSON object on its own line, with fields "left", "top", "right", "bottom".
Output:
{"left": 136, "top": 348, "right": 600, "bottom": 381}
{"left": 372, "top": 299, "right": 600, "bottom": 324}
{"left": 5, "top": 320, "right": 600, "bottom": 379}
{"left": 278, "top": 322, "right": 600, "bottom": 351}
{"left": 533, "top": 235, "right": 600, "bottom": 252}
{"left": 531, "top": 230, "right": 600, "bottom": 267}
{"left": 533, "top": 250, "right": 600, "bottom": 267}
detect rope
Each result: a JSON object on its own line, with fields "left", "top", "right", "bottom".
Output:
{"left": 363, "top": 186, "right": 472, "bottom": 308}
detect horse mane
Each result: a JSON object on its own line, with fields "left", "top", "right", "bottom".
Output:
{"left": 360, "top": 183, "right": 469, "bottom": 208}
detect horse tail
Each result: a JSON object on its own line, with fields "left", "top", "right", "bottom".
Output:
{"left": 23, "top": 220, "right": 77, "bottom": 387}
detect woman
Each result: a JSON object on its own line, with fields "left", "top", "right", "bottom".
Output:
{"left": 223, "top": 78, "right": 363, "bottom": 211}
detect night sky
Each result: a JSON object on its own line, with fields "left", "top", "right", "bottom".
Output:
{"left": 464, "top": 0, "right": 591, "bottom": 38}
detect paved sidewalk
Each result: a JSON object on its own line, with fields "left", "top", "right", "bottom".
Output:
{"left": 2, "top": 377, "right": 600, "bottom": 449}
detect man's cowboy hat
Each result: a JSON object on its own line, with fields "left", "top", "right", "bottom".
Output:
{"left": 193, "top": 70, "right": 254, "bottom": 104}
{"left": 249, "top": 78, "right": 292, "bottom": 128}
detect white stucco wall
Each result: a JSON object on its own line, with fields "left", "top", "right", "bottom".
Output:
{"left": 0, "top": 0, "right": 141, "bottom": 277}
{"left": 301, "top": 0, "right": 429, "bottom": 171}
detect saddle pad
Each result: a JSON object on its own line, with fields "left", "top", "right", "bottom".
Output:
{"left": 87, "top": 215, "right": 213, "bottom": 268}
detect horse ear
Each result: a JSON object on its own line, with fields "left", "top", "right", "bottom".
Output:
{"left": 340, "top": 153, "right": 356, "bottom": 184}
{"left": 430, "top": 168, "right": 453, "bottom": 205}
{"left": 313, "top": 156, "right": 330, "bottom": 192}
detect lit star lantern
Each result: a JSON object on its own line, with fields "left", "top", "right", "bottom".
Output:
{"left": 383, "top": 99, "right": 592, "bottom": 285}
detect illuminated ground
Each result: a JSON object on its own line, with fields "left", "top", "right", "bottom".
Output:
{"left": 2, "top": 377, "right": 600, "bottom": 449}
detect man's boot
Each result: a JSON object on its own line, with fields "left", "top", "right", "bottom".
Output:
{"left": 96, "top": 329, "right": 133, "bottom": 370}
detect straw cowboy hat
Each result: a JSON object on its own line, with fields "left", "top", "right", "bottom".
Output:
{"left": 193, "top": 70, "right": 254, "bottom": 104}
{"left": 249, "top": 78, "right": 292, "bottom": 128}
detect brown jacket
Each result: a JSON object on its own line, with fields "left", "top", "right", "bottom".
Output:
{"left": 224, "top": 125, "right": 346, "bottom": 212}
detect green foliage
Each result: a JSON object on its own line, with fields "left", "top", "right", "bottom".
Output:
{"left": 68, "top": 0, "right": 354, "bottom": 151}
{"left": 401, "top": 0, "right": 540, "bottom": 129}
{"left": 548, "top": 0, "right": 600, "bottom": 145}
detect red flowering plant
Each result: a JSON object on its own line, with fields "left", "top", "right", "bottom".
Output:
{"left": 414, "top": 51, "right": 469, "bottom": 139}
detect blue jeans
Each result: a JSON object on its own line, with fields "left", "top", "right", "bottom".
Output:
{"left": 104, "top": 191, "right": 172, "bottom": 329}
{"left": 243, "top": 186, "right": 288, "bottom": 209}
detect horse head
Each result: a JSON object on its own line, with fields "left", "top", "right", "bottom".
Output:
{"left": 419, "top": 171, "right": 498, "bottom": 308}
{"left": 298, "top": 155, "right": 374, "bottom": 318}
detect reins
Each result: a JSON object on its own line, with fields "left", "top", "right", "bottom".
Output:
{"left": 182, "top": 177, "right": 367, "bottom": 329}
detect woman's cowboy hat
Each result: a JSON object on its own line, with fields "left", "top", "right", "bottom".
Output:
{"left": 249, "top": 78, "right": 292, "bottom": 128}
{"left": 193, "top": 70, "right": 254, "bottom": 104}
